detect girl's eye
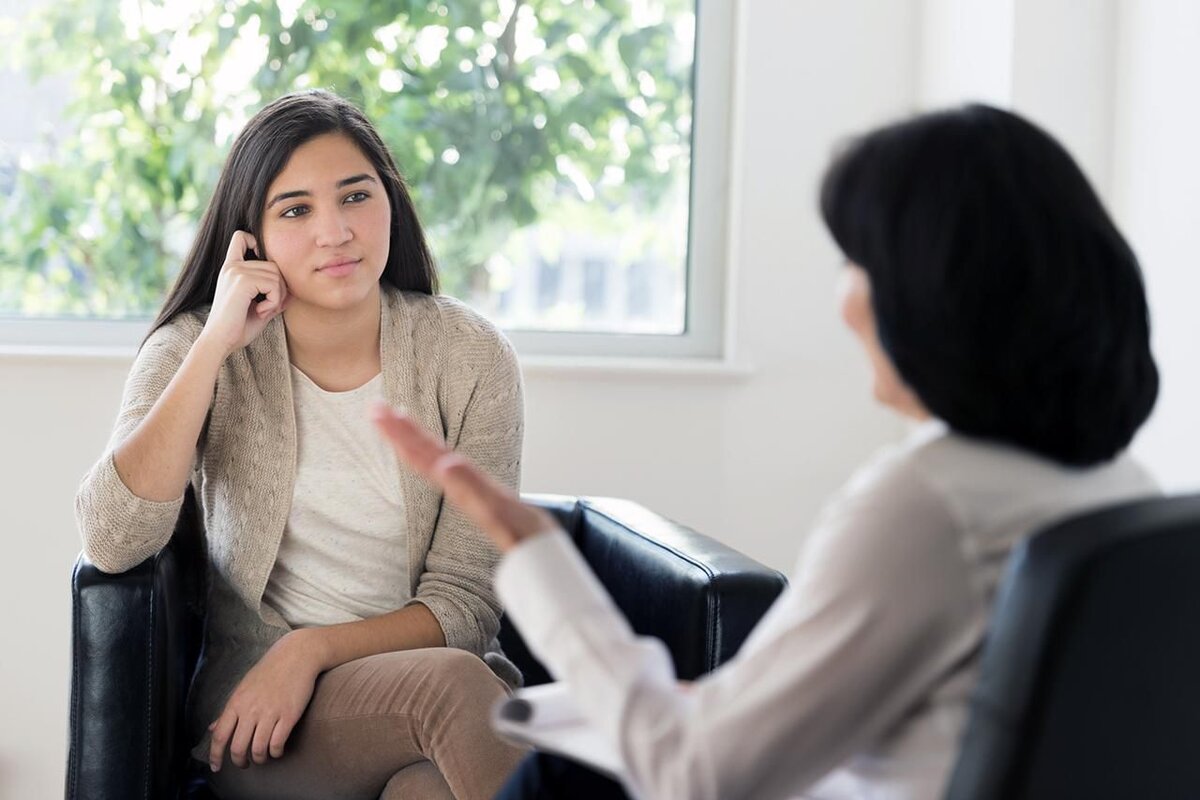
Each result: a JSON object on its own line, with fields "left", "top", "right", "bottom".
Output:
{"left": 344, "top": 191, "right": 370, "bottom": 204}
{"left": 281, "top": 205, "right": 310, "bottom": 219}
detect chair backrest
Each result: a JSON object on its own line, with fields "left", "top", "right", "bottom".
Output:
{"left": 945, "top": 493, "right": 1200, "bottom": 800}
{"left": 501, "top": 495, "right": 787, "bottom": 685}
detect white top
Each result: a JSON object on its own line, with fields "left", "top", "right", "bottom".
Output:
{"left": 495, "top": 423, "right": 1158, "bottom": 800}
{"left": 262, "top": 367, "right": 409, "bottom": 628}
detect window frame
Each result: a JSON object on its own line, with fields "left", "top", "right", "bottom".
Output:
{"left": 0, "top": 1, "right": 736, "bottom": 361}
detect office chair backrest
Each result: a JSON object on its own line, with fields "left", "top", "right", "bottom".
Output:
{"left": 945, "top": 493, "right": 1200, "bottom": 800}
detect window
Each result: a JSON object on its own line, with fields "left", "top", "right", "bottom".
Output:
{"left": 0, "top": 0, "right": 733, "bottom": 358}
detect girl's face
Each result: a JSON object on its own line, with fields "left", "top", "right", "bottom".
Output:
{"left": 259, "top": 132, "right": 392, "bottom": 314}
{"left": 838, "top": 264, "right": 930, "bottom": 421}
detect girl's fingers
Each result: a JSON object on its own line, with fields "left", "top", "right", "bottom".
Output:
{"left": 228, "top": 715, "right": 256, "bottom": 769}
{"left": 229, "top": 268, "right": 283, "bottom": 308}
{"left": 224, "top": 230, "right": 258, "bottom": 267}
{"left": 250, "top": 714, "right": 279, "bottom": 765}
{"left": 269, "top": 715, "right": 297, "bottom": 759}
{"left": 208, "top": 709, "right": 238, "bottom": 772}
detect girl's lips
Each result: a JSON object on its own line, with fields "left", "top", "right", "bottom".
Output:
{"left": 318, "top": 259, "right": 359, "bottom": 277}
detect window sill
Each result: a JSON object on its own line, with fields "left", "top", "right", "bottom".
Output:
{"left": 0, "top": 343, "right": 755, "bottom": 380}
{"left": 0, "top": 344, "right": 139, "bottom": 362}
{"left": 519, "top": 355, "right": 753, "bottom": 380}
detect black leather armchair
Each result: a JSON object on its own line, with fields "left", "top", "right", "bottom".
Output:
{"left": 945, "top": 493, "right": 1200, "bottom": 800}
{"left": 67, "top": 491, "right": 787, "bottom": 800}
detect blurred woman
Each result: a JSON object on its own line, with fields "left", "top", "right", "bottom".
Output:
{"left": 375, "top": 104, "right": 1159, "bottom": 800}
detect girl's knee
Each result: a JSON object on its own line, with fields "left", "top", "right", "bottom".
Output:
{"left": 425, "top": 648, "right": 508, "bottom": 702}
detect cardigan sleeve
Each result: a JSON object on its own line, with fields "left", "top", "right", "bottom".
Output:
{"left": 75, "top": 316, "right": 206, "bottom": 574}
{"left": 407, "top": 328, "right": 524, "bottom": 655}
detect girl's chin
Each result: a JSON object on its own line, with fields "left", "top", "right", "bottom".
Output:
{"left": 288, "top": 283, "right": 381, "bottom": 314}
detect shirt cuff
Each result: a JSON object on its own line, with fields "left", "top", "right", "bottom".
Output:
{"left": 496, "top": 529, "right": 624, "bottom": 655}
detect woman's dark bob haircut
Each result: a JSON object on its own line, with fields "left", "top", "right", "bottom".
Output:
{"left": 148, "top": 90, "right": 437, "bottom": 338}
{"left": 820, "top": 104, "right": 1157, "bottom": 466}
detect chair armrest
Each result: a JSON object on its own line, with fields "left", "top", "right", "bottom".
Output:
{"left": 67, "top": 541, "right": 197, "bottom": 800}
{"left": 504, "top": 495, "right": 787, "bottom": 685}
{"left": 574, "top": 497, "right": 787, "bottom": 677}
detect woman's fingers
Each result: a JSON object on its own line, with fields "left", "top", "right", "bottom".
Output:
{"left": 437, "top": 455, "right": 522, "bottom": 528}
{"left": 371, "top": 405, "right": 446, "bottom": 474}
{"left": 371, "top": 405, "right": 556, "bottom": 549}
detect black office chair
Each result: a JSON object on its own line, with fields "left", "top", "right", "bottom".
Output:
{"left": 67, "top": 490, "right": 787, "bottom": 800}
{"left": 945, "top": 493, "right": 1200, "bottom": 800}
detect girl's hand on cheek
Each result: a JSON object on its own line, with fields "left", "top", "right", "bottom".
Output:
{"left": 200, "top": 230, "right": 291, "bottom": 358}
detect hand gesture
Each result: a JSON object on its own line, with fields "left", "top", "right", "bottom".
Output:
{"left": 207, "top": 631, "right": 320, "bottom": 772}
{"left": 201, "top": 230, "right": 290, "bottom": 357}
{"left": 371, "top": 403, "right": 557, "bottom": 553}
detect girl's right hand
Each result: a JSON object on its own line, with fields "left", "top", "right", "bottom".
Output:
{"left": 200, "top": 231, "right": 290, "bottom": 357}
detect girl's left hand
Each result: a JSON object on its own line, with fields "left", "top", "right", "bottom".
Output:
{"left": 208, "top": 630, "right": 323, "bottom": 772}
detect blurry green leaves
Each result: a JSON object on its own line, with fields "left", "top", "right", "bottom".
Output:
{"left": 0, "top": 0, "right": 694, "bottom": 315}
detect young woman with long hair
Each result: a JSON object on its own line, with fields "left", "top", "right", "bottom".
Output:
{"left": 76, "top": 90, "right": 526, "bottom": 799}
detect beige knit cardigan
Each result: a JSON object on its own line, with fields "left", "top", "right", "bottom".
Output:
{"left": 75, "top": 287, "right": 524, "bottom": 754}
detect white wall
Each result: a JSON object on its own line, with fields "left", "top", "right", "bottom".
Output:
{"left": 919, "top": 0, "right": 1118, "bottom": 199}
{"left": 1110, "top": 0, "right": 1200, "bottom": 494}
{"left": 1008, "top": 0, "right": 1118, "bottom": 201}
{"left": 0, "top": 2, "right": 918, "bottom": 795}
{"left": 918, "top": 0, "right": 1015, "bottom": 109}
{"left": 0, "top": 357, "right": 130, "bottom": 797}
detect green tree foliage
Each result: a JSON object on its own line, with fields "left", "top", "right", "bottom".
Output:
{"left": 0, "top": 0, "right": 693, "bottom": 316}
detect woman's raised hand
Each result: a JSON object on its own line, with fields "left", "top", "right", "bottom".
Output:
{"left": 200, "top": 230, "right": 290, "bottom": 357}
{"left": 371, "top": 404, "right": 558, "bottom": 553}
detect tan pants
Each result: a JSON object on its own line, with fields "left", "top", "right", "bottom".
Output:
{"left": 207, "top": 648, "right": 526, "bottom": 800}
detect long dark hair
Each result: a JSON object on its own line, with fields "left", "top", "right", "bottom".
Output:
{"left": 147, "top": 90, "right": 438, "bottom": 340}
{"left": 820, "top": 104, "right": 1158, "bottom": 466}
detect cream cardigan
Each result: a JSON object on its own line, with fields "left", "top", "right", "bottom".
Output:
{"left": 75, "top": 287, "right": 523, "bottom": 753}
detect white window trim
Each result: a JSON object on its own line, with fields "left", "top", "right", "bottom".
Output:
{"left": 0, "top": 1, "right": 737, "bottom": 363}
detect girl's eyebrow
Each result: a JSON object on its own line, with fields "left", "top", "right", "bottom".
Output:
{"left": 336, "top": 173, "right": 376, "bottom": 189}
{"left": 266, "top": 174, "right": 378, "bottom": 209}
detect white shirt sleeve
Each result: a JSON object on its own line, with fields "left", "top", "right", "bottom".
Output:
{"left": 495, "top": 453, "right": 979, "bottom": 800}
